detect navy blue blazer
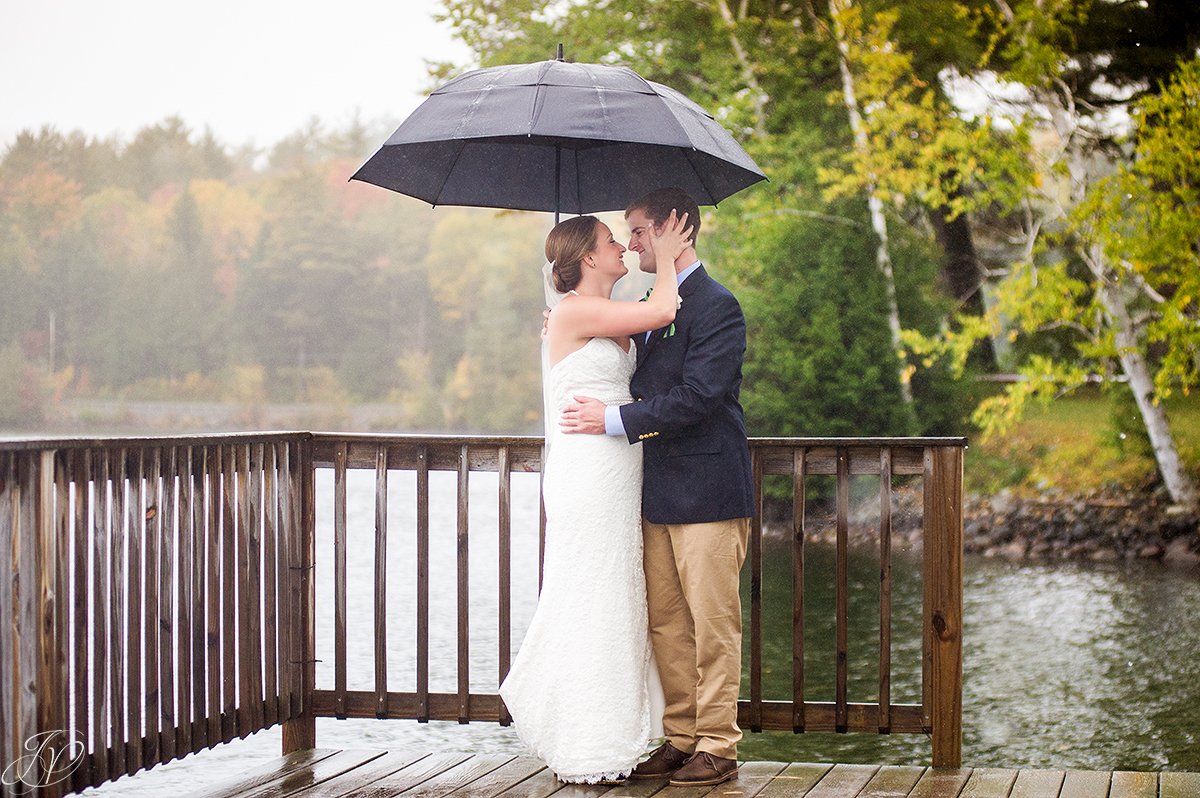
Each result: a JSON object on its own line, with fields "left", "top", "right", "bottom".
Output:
{"left": 618, "top": 265, "right": 755, "bottom": 525}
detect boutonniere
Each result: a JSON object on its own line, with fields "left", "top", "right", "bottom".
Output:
{"left": 641, "top": 288, "right": 681, "bottom": 339}
{"left": 641, "top": 288, "right": 684, "bottom": 310}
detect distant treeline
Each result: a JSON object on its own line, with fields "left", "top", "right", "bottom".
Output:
{"left": 0, "top": 119, "right": 551, "bottom": 432}
{"left": 0, "top": 116, "right": 964, "bottom": 437}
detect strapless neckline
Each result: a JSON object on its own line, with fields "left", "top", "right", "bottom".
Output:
{"left": 551, "top": 337, "right": 632, "bottom": 372}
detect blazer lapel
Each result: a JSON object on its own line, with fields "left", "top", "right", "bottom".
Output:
{"left": 638, "top": 265, "right": 709, "bottom": 363}
{"left": 635, "top": 331, "right": 650, "bottom": 366}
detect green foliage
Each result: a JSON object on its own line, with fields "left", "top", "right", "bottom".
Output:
{"left": 912, "top": 55, "right": 1200, "bottom": 445}
{"left": 996, "top": 0, "right": 1088, "bottom": 88}
{"left": 1105, "top": 382, "right": 1153, "bottom": 460}
{"left": 434, "top": 0, "right": 1002, "bottom": 439}
{"left": 1075, "top": 56, "right": 1200, "bottom": 402}
{"left": 964, "top": 390, "right": 1200, "bottom": 496}
{"left": 819, "top": 3, "right": 1033, "bottom": 220}
{"left": 7, "top": 1, "right": 1196, "bottom": 445}
{"left": 712, "top": 199, "right": 968, "bottom": 438}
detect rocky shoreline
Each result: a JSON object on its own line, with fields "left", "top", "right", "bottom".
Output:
{"left": 763, "top": 486, "right": 1200, "bottom": 572}
{"left": 964, "top": 488, "right": 1200, "bottom": 569}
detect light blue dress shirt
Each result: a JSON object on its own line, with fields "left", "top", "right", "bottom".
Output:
{"left": 602, "top": 260, "right": 702, "bottom": 437}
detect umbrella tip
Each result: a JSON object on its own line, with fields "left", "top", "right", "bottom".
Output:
{"left": 556, "top": 43, "right": 564, "bottom": 61}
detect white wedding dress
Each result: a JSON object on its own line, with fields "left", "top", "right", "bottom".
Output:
{"left": 499, "top": 336, "right": 660, "bottom": 783}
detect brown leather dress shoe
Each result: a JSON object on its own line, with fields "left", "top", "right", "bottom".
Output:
{"left": 668, "top": 752, "right": 739, "bottom": 786}
{"left": 628, "top": 742, "right": 692, "bottom": 780}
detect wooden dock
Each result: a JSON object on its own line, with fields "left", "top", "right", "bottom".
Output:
{"left": 181, "top": 750, "right": 1200, "bottom": 798}
{"left": 6, "top": 433, "right": 1189, "bottom": 796}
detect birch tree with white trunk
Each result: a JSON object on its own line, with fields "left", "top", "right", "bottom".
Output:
{"left": 908, "top": 1, "right": 1199, "bottom": 507}
{"left": 825, "top": 0, "right": 914, "bottom": 416}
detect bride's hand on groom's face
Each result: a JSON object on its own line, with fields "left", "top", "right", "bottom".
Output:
{"left": 560, "top": 396, "right": 607, "bottom": 435}
{"left": 647, "top": 209, "right": 693, "bottom": 261}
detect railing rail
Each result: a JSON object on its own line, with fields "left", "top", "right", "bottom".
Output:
{"left": 0, "top": 433, "right": 312, "bottom": 798}
{"left": 0, "top": 431, "right": 964, "bottom": 797}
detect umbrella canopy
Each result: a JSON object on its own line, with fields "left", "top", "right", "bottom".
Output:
{"left": 350, "top": 56, "right": 766, "bottom": 214}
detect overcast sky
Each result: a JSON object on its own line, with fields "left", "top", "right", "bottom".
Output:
{"left": 1, "top": 0, "right": 473, "bottom": 150}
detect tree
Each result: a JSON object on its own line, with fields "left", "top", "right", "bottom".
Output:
{"left": 908, "top": 4, "right": 1200, "bottom": 507}
{"left": 721, "top": 208, "right": 922, "bottom": 437}
{"left": 120, "top": 116, "right": 233, "bottom": 199}
{"left": 158, "top": 187, "right": 226, "bottom": 378}
{"left": 434, "top": 0, "right": 995, "bottom": 435}
{"left": 0, "top": 341, "right": 44, "bottom": 426}
{"left": 989, "top": 2, "right": 1197, "bottom": 508}
{"left": 1073, "top": 57, "right": 1200, "bottom": 506}
{"left": 238, "top": 165, "right": 373, "bottom": 389}
{"left": 419, "top": 209, "right": 548, "bottom": 431}
{"left": 825, "top": 0, "right": 916, "bottom": 417}
{"left": 0, "top": 127, "right": 121, "bottom": 195}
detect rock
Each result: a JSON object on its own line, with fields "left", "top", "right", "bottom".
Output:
{"left": 1089, "top": 548, "right": 1120, "bottom": 562}
{"left": 965, "top": 519, "right": 986, "bottom": 542}
{"left": 1164, "top": 538, "right": 1200, "bottom": 569}
{"left": 1070, "top": 537, "right": 1099, "bottom": 556}
{"left": 1000, "top": 540, "right": 1026, "bottom": 560}
{"left": 1029, "top": 540, "right": 1053, "bottom": 559}
{"left": 1137, "top": 542, "right": 1164, "bottom": 559}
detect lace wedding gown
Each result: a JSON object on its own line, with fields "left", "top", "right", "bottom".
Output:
{"left": 499, "top": 336, "right": 659, "bottom": 783}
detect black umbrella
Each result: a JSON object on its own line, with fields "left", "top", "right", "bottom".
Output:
{"left": 350, "top": 49, "right": 766, "bottom": 216}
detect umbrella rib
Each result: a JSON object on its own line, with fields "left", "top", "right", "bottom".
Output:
{"left": 681, "top": 147, "right": 719, "bottom": 205}
{"left": 431, "top": 138, "right": 469, "bottom": 207}
{"left": 528, "top": 60, "right": 554, "bottom": 134}
{"left": 574, "top": 147, "right": 582, "bottom": 213}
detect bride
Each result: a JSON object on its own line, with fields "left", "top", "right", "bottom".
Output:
{"left": 499, "top": 209, "right": 692, "bottom": 783}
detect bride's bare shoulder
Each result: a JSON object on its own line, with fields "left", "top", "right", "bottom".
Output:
{"left": 550, "top": 292, "right": 604, "bottom": 319}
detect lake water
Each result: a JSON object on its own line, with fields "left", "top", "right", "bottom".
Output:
{"left": 79, "top": 470, "right": 1200, "bottom": 795}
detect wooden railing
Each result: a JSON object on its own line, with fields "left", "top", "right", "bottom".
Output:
{"left": 0, "top": 432, "right": 964, "bottom": 797}
{"left": 0, "top": 433, "right": 313, "bottom": 798}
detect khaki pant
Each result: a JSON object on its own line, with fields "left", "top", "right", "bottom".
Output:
{"left": 642, "top": 517, "right": 750, "bottom": 759}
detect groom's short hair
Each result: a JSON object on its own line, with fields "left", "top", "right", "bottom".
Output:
{"left": 626, "top": 187, "right": 701, "bottom": 247}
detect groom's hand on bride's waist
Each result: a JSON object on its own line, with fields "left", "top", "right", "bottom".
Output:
{"left": 560, "top": 396, "right": 607, "bottom": 435}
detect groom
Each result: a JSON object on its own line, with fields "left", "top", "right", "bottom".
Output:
{"left": 560, "top": 187, "right": 754, "bottom": 787}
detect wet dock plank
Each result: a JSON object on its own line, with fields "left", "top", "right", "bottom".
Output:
{"left": 177, "top": 752, "right": 1200, "bottom": 798}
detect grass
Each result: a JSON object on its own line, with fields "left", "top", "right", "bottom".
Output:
{"left": 964, "top": 387, "right": 1200, "bottom": 497}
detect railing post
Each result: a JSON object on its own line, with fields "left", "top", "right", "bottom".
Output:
{"left": 282, "top": 438, "right": 316, "bottom": 753}
{"left": 36, "top": 450, "right": 69, "bottom": 798}
{"left": 923, "top": 445, "right": 964, "bottom": 768}
{"left": 12, "top": 453, "right": 44, "bottom": 794}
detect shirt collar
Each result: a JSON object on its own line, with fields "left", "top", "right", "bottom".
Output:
{"left": 677, "top": 260, "right": 702, "bottom": 286}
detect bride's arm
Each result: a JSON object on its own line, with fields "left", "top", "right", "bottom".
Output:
{"left": 552, "top": 211, "right": 690, "bottom": 338}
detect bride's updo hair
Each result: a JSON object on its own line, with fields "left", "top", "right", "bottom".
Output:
{"left": 545, "top": 215, "right": 600, "bottom": 293}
